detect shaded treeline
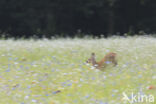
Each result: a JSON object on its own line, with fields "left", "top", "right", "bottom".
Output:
{"left": 0, "top": 0, "right": 156, "bottom": 38}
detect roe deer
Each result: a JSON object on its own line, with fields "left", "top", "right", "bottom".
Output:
{"left": 86, "top": 52, "right": 117, "bottom": 69}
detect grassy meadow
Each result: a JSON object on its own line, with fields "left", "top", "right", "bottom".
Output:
{"left": 0, "top": 36, "right": 155, "bottom": 104}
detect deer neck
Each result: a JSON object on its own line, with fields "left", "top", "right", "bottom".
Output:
{"left": 97, "top": 58, "right": 106, "bottom": 66}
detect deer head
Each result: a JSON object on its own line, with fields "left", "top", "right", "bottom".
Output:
{"left": 86, "top": 52, "right": 98, "bottom": 67}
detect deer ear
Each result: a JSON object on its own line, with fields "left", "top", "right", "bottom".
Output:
{"left": 91, "top": 52, "right": 95, "bottom": 56}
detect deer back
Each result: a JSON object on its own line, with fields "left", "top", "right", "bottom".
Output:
{"left": 97, "top": 52, "right": 117, "bottom": 68}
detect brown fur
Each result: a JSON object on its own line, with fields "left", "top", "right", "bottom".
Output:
{"left": 86, "top": 52, "right": 117, "bottom": 69}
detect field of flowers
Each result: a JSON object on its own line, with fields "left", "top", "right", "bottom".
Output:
{"left": 0, "top": 36, "right": 155, "bottom": 104}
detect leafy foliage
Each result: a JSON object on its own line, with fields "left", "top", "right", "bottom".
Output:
{"left": 0, "top": 0, "right": 156, "bottom": 37}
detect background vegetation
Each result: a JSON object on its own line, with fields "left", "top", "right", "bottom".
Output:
{"left": 0, "top": 0, "right": 156, "bottom": 38}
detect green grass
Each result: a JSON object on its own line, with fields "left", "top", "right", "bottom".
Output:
{"left": 0, "top": 36, "right": 155, "bottom": 104}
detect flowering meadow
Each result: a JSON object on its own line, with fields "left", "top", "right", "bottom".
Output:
{"left": 0, "top": 36, "right": 155, "bottom": 104}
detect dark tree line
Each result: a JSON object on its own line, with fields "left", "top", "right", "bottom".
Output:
{"left": 0, "top": 0, "right": 156, "bottom": 38}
